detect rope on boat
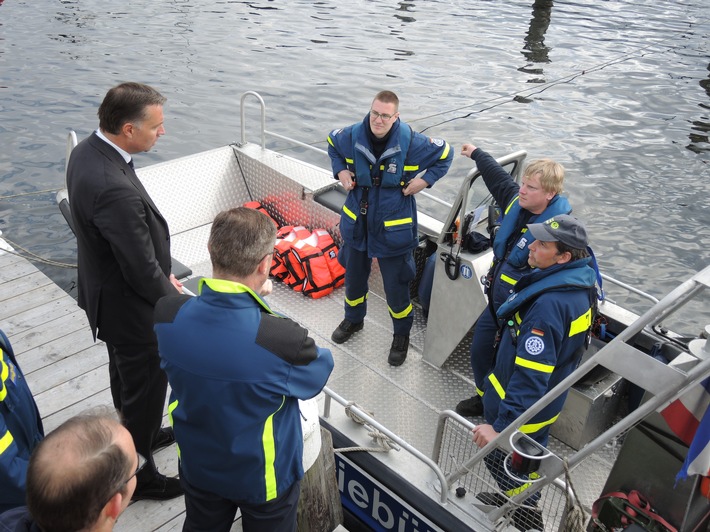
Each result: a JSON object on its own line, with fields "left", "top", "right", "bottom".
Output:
{"left": 562, "top": 458, "right": 587, "bottom": 531}
{"left": 333, "top": 402, "right": 400, "bottom": 454}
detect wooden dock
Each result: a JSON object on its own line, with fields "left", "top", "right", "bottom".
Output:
{"left": 0, "top": 250, "right": 206, "bottom": 531}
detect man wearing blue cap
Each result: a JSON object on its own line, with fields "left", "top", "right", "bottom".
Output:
{"left": 471, "top": 214, "right": 598, "bottom": 531}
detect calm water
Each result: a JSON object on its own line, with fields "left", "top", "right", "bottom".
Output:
{"left": 1, "top": 0, "right": 709, "bottom": 331}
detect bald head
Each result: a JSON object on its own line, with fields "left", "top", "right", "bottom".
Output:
{"left": 27, "top": 410, "right": 135, "bottom": 532}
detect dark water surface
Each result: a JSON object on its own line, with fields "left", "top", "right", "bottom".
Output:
{"left": 1, "top": 0, "right": 708, "bottom": 331}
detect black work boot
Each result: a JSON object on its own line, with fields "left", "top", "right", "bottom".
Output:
{"left": 455, "top": 395, "right": 484, "bottom": 417}
{"left": 331, "top": 319, "right": 363, "bottom": 344}
{"left": 388, "top": 334, "right": 409, "bottom": 366}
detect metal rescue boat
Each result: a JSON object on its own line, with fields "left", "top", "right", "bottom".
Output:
{"left": 58, "top": 92, "right": 710, "bottom": 531}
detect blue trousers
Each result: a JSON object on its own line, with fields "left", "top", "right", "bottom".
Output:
{"left": 339, "top": 245, "right": 415, "bottom": 336}
{"left": 470, "top": 305, "right": 499, "bottom": 394}
{"left": 180, "top": 467, "right": 300, "bottom": 532}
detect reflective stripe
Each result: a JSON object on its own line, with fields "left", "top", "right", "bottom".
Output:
{"left": 403, "top": 165, "right": 419, "bottom": 171}
{"left": 0, "top": 429, "right": 13, "bottom": 455}
{"left": 342, "top": 205, "right": 357, "bottom": 221}
{"left": 515, "top": 356, "right": 554, "bottom": 374}
{"left": 476, "top": 386, "right": 484, "bottom": 397}
{"left": 569, "top": 307, "right": 592, "bottom": 337}
{"left": 504, "top": 472, "right": 540, "bottom": 497}
{"left": 520, "top": 414, "right": 559, "bottom": 434}
{"left": 488, "top": 373, "right": 505, "bottom": 399}
{"left": 0, "top": 357, "right": 8, "bottom": 402}
{"left": 345, "top": 158, "right": 354, "bottom": 164}
{"left": 439, "top": 142, "right": 451, "bottom": 160}
{"left": 199, "top": 278, "right": 274, "bottom": 315}
{"left": 384, "top": 217, "right": 412, "bottom": 227}
{"left": 345, "top": 292, "right": 367, "bottom": 307}
{"left": 503, "top": 196, "right": 519, "bottom": 216}
{"left": 388, "top": 303, "right": 412, "bottom": 320}
{"left": 500, "top": 274, "right": 518, "bottom": 286}
{"left": 327, "top": 136, "right": 335, "bottom": 147}
{"left": 167, "top": 400, "right": 180, "bottom": 459}
{"left": 263, "top": 396, "right": 286, "bottom": 501}
{"left": 168, "top": 399, "right": 179, "bottom": 426}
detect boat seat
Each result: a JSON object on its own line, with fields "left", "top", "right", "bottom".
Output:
{"left": 56, "top": 189, "right": 193, "bottom": 280}
{"left": 314, "top": 185, "right": 347, "bottom": 213}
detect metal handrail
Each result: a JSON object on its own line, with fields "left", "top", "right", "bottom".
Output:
{"left": 440, "top": 264, "right": 710, "bottom": 521}
{"left": 321, "top": 386, "right": 451, "bottom": 505}
{"left": 600, "top": 272, "right": 660, "bottom": 304}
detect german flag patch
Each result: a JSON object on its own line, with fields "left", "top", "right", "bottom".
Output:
{"left": 531, "top": 328, "right": 545, "bottom": 337}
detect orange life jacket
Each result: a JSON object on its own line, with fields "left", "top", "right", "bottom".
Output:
{"left": 243, "top": 201, "right": 280, "bottom": 228}
{"left": 308, "top": 229, "right": 345, "bottom": 288}
{"left": 270, "top": 226, "right": 306, "bottom": 291}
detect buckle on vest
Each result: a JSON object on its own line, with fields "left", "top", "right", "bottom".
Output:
{"left": 372, "top": 175, "right": 381, "bottom": 187}
{"left": 360, "top": 199, "right": 368, "bottom": 215}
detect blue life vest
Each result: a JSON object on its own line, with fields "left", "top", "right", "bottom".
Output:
{"left": 497, "top": 257, "right": 597, "bottom": 321}
{"left": 351, "top": 121, "right": 412, "bottom": 188}
{"left": 493, "top": 194, "right": 572, "bottom": 268}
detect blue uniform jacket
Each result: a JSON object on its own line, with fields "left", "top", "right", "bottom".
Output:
{"left": 0, "top": 331, "right": 44, "bottom": 514}
{"left": 327, "top": 115, "right": 452, "bottom": 258}
{"left": 154, "top": 279, "right": 334, "bottom": 504}
{"left": 471, "top": 148, "right": 572, "bottom": 309}
{"left": 481, "top": 258, "right": 596, "bottom": 444}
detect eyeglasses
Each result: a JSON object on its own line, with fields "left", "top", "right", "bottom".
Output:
{"left": 104, "top": 453, "right": 146, "bottom": 505}
{"left": 370, "top": 109, "right": 396, "bottom": 122}
{"left": 127, "top": 453, "right": 147, "bottom": 483}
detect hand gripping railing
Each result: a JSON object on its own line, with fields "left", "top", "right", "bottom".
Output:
{"left": 435, "top": 263, "right": 710, "bottom": 522}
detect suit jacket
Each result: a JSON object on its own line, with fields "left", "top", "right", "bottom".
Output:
{"left": 67, "top": 132, "right": 175, "bottom": 345}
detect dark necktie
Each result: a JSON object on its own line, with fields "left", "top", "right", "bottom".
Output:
{"left": 128, "top": 158, "right": 135, "bottom": 170}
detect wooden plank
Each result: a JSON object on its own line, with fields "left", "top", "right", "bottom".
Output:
{"left": 14, "top": 327, "right": 97, "bottom": 374}
{"left": 0, "top": 271, "right": 53, "bottom": 303}
{"left": 33, "top": 366, "right": 111, "bottom": 418}
{"left": 8, "top": 309, "right": 90, "bottom": 358}
{"left": 0, "top": 256, "right": 43, "bottom": 284}
{"left": 24, "top": 343, "right": 107, "bottom": 395}
{"left": 0, "top": 282, "right": 70, "bottom": 320}
{"left": 40, "top": 388, "right": 114, "bottom": 433}
{"left": 1, "top": 297, "right": 82, "bottom": 336}
{"left": 0, "top": 250, "right": 32, "bottom": 271}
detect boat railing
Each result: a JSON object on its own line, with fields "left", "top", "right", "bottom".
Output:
{"left": 321, "top": 386, "right": 452, "bottom": 505}
{"left": 600, "top": 272, "right": 660, "bottom": 305}
{"left": 432, "top": 263, "right": 710, "bottom": 525}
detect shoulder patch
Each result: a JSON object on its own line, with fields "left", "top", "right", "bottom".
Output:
{"left": 430, "top": 137, "right": 444, "bottom": 147}
{"left": 256, "top": 314, "right": 318, "bottom": 366}
{"left": 331, "top": 128, "right": 343, "bottom": 137}
{"left": 154, "top": 294, "right": 192, "bottom": 324}
{"left": 524, "top": 336, "right": 545, "bottom": 356}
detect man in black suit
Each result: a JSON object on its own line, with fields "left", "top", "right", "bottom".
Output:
{"left": 67, "top": 82, "right": 182, "bottom": 501}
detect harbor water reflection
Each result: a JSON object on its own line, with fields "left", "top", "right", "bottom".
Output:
{"left": 0, "top": 0, "right": 708, "bottom": 331}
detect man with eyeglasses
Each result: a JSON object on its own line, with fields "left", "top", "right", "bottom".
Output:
{"left": 327, "top": 91, "right": 453, "bottom": 365}
{"left": 0, "top": 409, "right": 140, "bottom": 532}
